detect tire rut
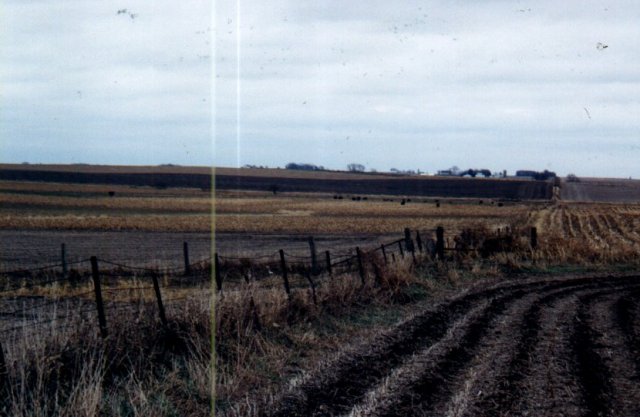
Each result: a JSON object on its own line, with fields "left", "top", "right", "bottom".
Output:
{"left": 463, "top": 282, "right": 635, "bottom": 417}
{"left": 385, "top": 281, "right": 640, "bottom": 417}
{"left": 265, "top": 275, "right": 640, "bottom": 417}
{"left": 586, "top": 292, "right": 640, "bottom": 416}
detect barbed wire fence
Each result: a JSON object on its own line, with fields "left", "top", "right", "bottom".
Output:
{"left": 0, "top": 225, "right": 538, "bottom": 388}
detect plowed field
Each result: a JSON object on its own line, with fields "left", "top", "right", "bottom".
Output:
{"left": 264, "top": 274, "right": 640, "bottom": 417}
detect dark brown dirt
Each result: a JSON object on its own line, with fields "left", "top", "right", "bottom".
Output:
{"left": 0, "top": 229, "right": 211, "bottom": 271}
{"left": 258, "top": 274, "right": 640, "bottom": 417}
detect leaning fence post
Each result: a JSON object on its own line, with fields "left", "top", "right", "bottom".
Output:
{"left": 214, "top": 253, "right": 222, "bottom": 291}
{"left": 416, "top": 231, "right": 423, "bottom": 253}
{"left": 356, "top": 247, "right": 365, "bottom": 285}
{"left": 183, "top": 242, "right": 191, "bottom": 276}
{"left": 61, "top": 243, "right": 67, "bottom": 277}
{"left": 90, "top": 256, "right": 108, "bottom": 339}
{"left": 305, "top": 270, "right": 318, "bottom": 305}
{"left": 325, "top": 250, "right": 332, "bottom": 276}
{"left": 308, "top": 236, "right": 318, "bottom": 275}
{"left": 279, "top": 249, "right": 291, "bottom": 298}
{"left": 436, "top": 226, "right": 445, "bottom": 260}
{"left": 151, "top": 272, "right": 168, "bottom": 327}
{"left": 530, "top": 227, "right": 538, "bottom": 249}
{"left": 398, "top": 241, "right": 404, "bottom": 258}
{"left": 381, "top": 244, "right": 388, "bottom": 265}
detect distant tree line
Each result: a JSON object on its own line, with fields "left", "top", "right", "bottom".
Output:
{"left": 285, "top": 162, "right": 325, "bottom": 171}
{"left": 459, "top": 169, "right": 492, "bottom": 178}
{"left": 516, "top": 170, "right": 557, "bottom": 180}
{"left": 347, "top": 163, "right": 365, "bottom": 172}
{"left": 390, "top": 168, "right": 422, "bottom": 175}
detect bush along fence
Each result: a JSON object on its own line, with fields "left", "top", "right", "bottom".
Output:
{"left": 214, "top": 225, "right": 540, "bottom": 297}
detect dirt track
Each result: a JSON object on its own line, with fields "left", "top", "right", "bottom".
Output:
{"left": 263, "top": 274, "right": 640, "bottom": 417}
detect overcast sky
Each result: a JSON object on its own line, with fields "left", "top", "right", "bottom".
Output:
{"left": 3, "top": 1, "right": 640, "bottom": 177}
{"left": 1, "top": 1, "right": 212, "bottom": 166}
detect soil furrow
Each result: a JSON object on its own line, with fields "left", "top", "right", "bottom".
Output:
{"left": 614, "top": 290, "right": 640, "bottom": 378}
{"left": 373, "top": 291, "right": 520, "bottom": 417}
{"left": 265, "top": 275, "right": 640, "bottom": 417}
{"left": 432, "top": 282, "right": 640, "bottom": 417}
{"left": 587, "top": 292, "right": 640, "bottom": 416}
{"left": 368, "top": 280, "right": 638, "bottom": 417}
{"left": 571, "top": 290, "right": 624, "bottom": 417}
{"left": 465, "top": 283, "right": 626, "bottom": 416}
{"left": 266, "top": 280, "right": 554, "bottom": 417}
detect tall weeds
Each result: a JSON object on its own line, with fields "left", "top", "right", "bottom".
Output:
{"left": 1, "top": 292, "right": 211, "bottom": 417}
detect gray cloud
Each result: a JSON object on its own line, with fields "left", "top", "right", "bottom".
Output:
{"left": 215, "top": 0, "right": 640, "bottom": 177}
{"left": 1, "top": 0, "right": 212, "bottom": 165}
{"left": 2, "top": 1, "right": 638, "bottom": 177}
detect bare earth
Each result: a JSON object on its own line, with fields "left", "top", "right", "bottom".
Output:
{"left": 0, "top": 229, "right": 211, "bottom": 270}
{"left": 262, "top": 273, "right": 640, "bottom": 417}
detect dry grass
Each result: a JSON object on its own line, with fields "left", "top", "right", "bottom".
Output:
{"left": 0, "top": 283, "right": 211, "bottom": 417}
{"left": 213, "top": 255, "right": 467, "bottom": 416}
{"left": 0, "top": 180, "right": 211, "bottom": 231}
{"left": 0, "top": 193, "right": 211, "bottom": 212}
{"left": 215, "top": 196, "right": 528, "bottom": 235}
{"left": 0, "top": 214, "right": 211, "bottom": 232}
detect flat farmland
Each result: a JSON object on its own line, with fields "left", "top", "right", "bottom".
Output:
{"left": 0, "top": 178, "right": 212, "bottom": 270}
{"left": 5, "top": 166, "right": 640, "bottom": 417}
{"left": 561, "top": 177, "right": 640, "bottom": 202}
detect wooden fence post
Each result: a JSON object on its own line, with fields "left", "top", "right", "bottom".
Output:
{"left": 372, "top": 261, "right": 382, "bottom": 286}
{"left": 416, "top": 231, "right": 423, "bottom": 253}
{"left": 183, "top": 242, "right": 191, "bottom": 276}
{"left": 530, "top": 227, "right": 538, "bottom": 249}
{"left": 305, "top": 270, "right": 317, "bottom": 305}
{"left": 214, "top": 253, "right": 222, "bottom": 291}
{"left": 404, "top": 228, "right": 413, "bottom": 251}
{"left": 279, "top": 250, "right": 291, "bottom": 297}
{"left": 308, "top": 236, "right": 318, "bottom": 275}
{"left": 356, "top": 247, "right": 365, "bottom": 285}
{"left": 381, "top": 244, "right": 388, "bottom": 265}
{"left": 0, "top": 340, "right": 7, "bottom": 394}
{"left": 61, "top": 243, "right": 67, "bottom": 277}
{"left": 405, "top": 228, "right": 416, "bottom": 264}
{"left": 398, "top": 241, "right": 404, "bottom": 258}
{"left": 436, "top": 226, "right": 445, "bottom": 260}
{"left": 151, "top": 272, "right": 168, "bottom": 327}
{"left": 325, "top": 250, "right": 332, "bottom": 276}
{"left": 90, "top": 256, "right": 108, "bottom": 339}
